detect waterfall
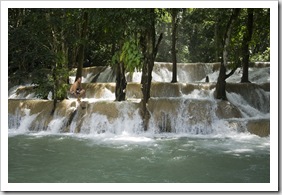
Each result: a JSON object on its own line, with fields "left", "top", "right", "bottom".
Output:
{"left": 95, "top": 67, "right": 116, "bottom": 83}
{"left": 9, "top": 108, "right": 38, "bottom": 135}
{"left": 147, "top": 98, "right": 215, "bottom": 134}
{"left": 8, "top": 62, "right": 270, "bottom": 137}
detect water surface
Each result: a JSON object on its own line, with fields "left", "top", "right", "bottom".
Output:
{"left": 8, "top": 132, "right": 270, "bottom": 183}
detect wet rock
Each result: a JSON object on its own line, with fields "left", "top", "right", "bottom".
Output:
{"left": 151, "top": 82, "right": 181, "bottom": 97}
{"left": 247, "top": 119, "right": 270, "bottom": 137}
{"left": 216, "top": 101, "right": 242, "bottom": 119}
{"left": 126, "top": 83, "right": 142, "bottom": 99}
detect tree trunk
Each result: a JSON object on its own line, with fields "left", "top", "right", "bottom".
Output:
{"left": 241, "top": 8, "right": 254, "bottom": 83}
{"left": 214, "top": 20, "right": 220, "bottom": 62}
{"left": 140, "top": 34, "right": 154, "bottom": 131}
{"left": 215, "top": 8, "right": 240, "bottom": 100}
{"left": 75, "top": 10, "right": 88, "bottom": 80}
{"left": 215, "top": 62, "right": 227, "bottom": 100}
{"left": 115, "top": 62, "right": 127, "bottom": 101}
{"left": 171, "top": 9, "right": 178, "bottom": 83}
{"left": 140, "top": 9, "right": 163, "bottom": 131}
{"left": 69, "top": 21, "right": 79, "bottom": 70}
{"left": 51, "top": 64, "right": 58, "bottom": 115}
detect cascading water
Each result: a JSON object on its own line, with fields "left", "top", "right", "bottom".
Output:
{"left": 7, "top": 62, "right": 271, "bottom": 184}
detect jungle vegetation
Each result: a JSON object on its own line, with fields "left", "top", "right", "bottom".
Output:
{"left": 8, "top": 8, "right": 270, "bottom": 121}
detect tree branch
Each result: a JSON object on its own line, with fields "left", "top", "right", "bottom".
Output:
{"left": 154, "top": 33, "right": 163, "bottom": 58}
{"left": 225, "top": 66, "right": 238, "bottom": 80}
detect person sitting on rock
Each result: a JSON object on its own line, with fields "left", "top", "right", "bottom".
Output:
{"left": 70, "top": 77, "right": 86, "bottom": 101}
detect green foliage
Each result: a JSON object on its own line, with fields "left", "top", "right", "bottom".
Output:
{"left": 112, "top": 38, "right": 143, "bottom": 73}
{"left": 8, "top": 8, "right": 270, "bottom": 94}
{"left": 157, "top": 8, "right": 270, "bottom": 64}
{"left": 228, "top": 8, "right": 270, "bottom": 65}
{"left": 32, "top": 68, "right": 53, "bottom": 99}
{"left": 53, "top": 63, "right": 69, "bottom": 100}
{"left": 9, "top": 8, "right": 71, "bottom": 99}
{"left": 156, "top": 8, "right": 171, "bottom": 23}
{"left": 250, "top": 47, "right": 270, "bottom": 62}
{"left": 156, "top": 8, "right": 226, "bottom": 63}
{"left": 250, "top": 9, "right": 270, "bottom": 57}
{"left": 32, "top": 60, "right": 69, "bottom": 100}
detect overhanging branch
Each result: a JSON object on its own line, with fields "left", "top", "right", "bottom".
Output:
{"left": 225, "top": 66, "right": 238, "bottom": 80}
{"left": 154, "top": 33, "right": 163, "bottom": 58}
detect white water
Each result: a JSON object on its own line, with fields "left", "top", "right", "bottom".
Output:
{"left": 8, "top": 108, "right": 38, "bottom": 135}
{"left": 227, "top": 91, "right": 270, "bottom": 118}
{"left": 8, "top": 62, "right": 270, "bottom": 141}
{"left": 8, "top": 80, "right": 270, "bottom": 185}
{"left": 8, "top": 63, "right": 270, "bottom": 100}
{"left": 8, "top": 85, "right": 37, "bottom": 99}
{"left": 8, "top": 90, "right": 268, "bottom": 139}
{"left": 47, "top": 116, "right": 67, "bottom": 133}
{"left": 202, "top": 67, "right": 270, "bottom": 83}
{"left": 69, "top": 72, "right": 97, "bottom": 84}
{"left": 80, "top": 111, "right": 143, "bottom": 135}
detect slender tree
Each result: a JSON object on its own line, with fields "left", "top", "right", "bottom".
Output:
{"left": 171, "top": 9, "right": 180, "bottom": 83}
{"left": 106, "top": 9, "right": 143, "bottom": 101}
{"left": 113, "top": 37, "right": 142, "bottom": 101}
{"left": 140, "top": 9, "right": 163, "bottom": 130}
{"left": 241, "top": 8, "right": 254, "bottom": 83}
{"left": 214, "top": 8, "right": 241, "bottom": 100}
{"left": 75, "top": 10, "right": 89, "bottom": 81}
{"left": 115, "top": 62, "right": 126, "bottom": 101}
{"left": 45, "top": 9, "right": 70, "bottom": 114}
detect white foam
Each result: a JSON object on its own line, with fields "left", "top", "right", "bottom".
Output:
{"left": 104, "top": 134, "right": 153, "bottom": 143}
{"left": 8, "top": 85, "right": 37, "bottom": 99}
{"left": 227, "top": 91, "right": 269, "bottom": 118}
{"left": 152, "top": 67, "right": 172, "bottom": 82}
{"left": 181, "top": 88, "right": 215, "bottom": 100}
{"left": 132, "top": 72, "right": 142, "bottom": 82}
{"left": 8, "top": 108, "right": 38, "bottom": 135}
{"left": 203, "top": 67, "right": 270, "bottom": 84}
{"left": 47, "top": 117, "right": 66, "bottom": 133}
{"left": 8, "top": 62, "right": 270, "bottom": 141}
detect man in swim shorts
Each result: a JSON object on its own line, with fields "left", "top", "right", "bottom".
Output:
{"left": 69, "top": 77, "right": 86, "bottom": 101}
